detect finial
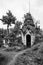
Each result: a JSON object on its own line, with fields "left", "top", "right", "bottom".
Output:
{"left": 29, "top": 0, "right": 30, "bottom": 13}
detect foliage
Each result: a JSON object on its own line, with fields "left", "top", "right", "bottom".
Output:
{"left": 1, "top": 10, "right": 16, "bottom": 25}
{"left": 13, "top": 21, "right": 22, "bottom": 35}
{"left": 0, "top": 10, "right": 16, "bottom": 44}
{"left": 14, "top": 43, "right": 43, "bottom": 65}
{"left": 0, "top": 10, "right": 16, "bottom": 35}
{"left": 0, "top": 28, "right": 5, "bottom": 47}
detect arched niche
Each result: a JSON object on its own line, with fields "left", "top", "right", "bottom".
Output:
{"left": 26, "top": 34, "right": 31, "bottom": 47}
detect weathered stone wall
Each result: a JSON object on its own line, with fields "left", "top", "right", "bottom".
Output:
{"left": 21, "top": 32, "right": 26, "bottom": 45}
{"left": 31, "top": 34, "right": 35, "bottom": 46}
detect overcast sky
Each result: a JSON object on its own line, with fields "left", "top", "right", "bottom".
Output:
{"left": 0, "top": 0, "right": 43, "bottom": 29}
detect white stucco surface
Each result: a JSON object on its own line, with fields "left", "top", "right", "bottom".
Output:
{"left": 22, "top": 30, "right": 35, "bottom": 46}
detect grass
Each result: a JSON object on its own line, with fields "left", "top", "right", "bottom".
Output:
{"left": 0, "top": 47, "right": 17, "bottom": 65}
{"left": 4, "top": 45, "right": 26, "bottom": 52}
{"left": 0, "top": 53, "right": 12, "bottom": 65}
{"left": 0, "top": 44, "right": 26, "bottom": 65}
{"left": 14, "top": 42, "right": 43, "bottom": 65}
{"left": 0, "top": 42, "right": 43, "bottom": 65}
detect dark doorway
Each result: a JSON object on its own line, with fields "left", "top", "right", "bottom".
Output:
{"left": 26, "top": 34, "right": 31, "bottom": 47}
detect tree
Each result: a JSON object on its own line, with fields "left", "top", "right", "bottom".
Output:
{"left": 0, "top": 28, "right": 5, "bottom": 47}
{"left": 6, "top": 21, "right": 22, "bottom": 46}
{"left": 0, "top": 10, "right": 16, "bottom": 35}
{"left": 0, "top": 10, "right": 16, "bottom": 44}
{"left": 13, "top": 21, "right": 22, "bottom": 35}
{"left": 35, "top": 20, "right": 40, "bottom": 34}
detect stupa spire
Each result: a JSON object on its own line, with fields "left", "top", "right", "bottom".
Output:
{"left": 29, "top": 0, "right": 30, "bottom": 13}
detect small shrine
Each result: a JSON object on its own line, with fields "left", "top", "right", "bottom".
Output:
{"left": 21, "top": 13, "right": 35, "bottom": 47}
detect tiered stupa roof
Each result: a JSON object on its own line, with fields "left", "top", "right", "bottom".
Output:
{"left": 22, "top": 12, "right": 35, "bottom": 34}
